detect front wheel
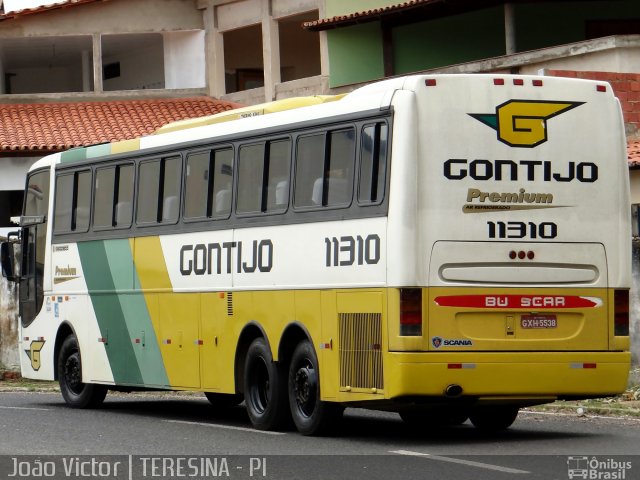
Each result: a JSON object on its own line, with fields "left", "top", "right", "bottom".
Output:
{"left": 57, "top": 335, "right": 107, "bottom": 408}
{"left": 288, "top": 340, "right": 343, "bottom": 436}
{"left": 243, "top": 338, "right": 289, "bottom": 430}
{"left": 469, "top": 406, "right": 519, "bottom": 432}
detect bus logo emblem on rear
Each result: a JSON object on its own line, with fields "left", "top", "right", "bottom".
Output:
{"left": 432, "top": 337, "right": 443, "bottom": 348}
{"left": 469, "top": 100, "right": 584, "bottom": 148}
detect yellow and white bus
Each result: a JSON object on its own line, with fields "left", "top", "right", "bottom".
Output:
{"left": 2, "top": 74, "right": 631, "bottom": 435}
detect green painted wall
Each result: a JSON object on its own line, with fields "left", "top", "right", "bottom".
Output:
{"left": 325, "top": 0, "right": 639, "bottom": 88}
{"left": 328, "top": 22, "right": 384, "bottom": 88}
{"left": 393, "top": 7, "right": 504, "bottom": 74}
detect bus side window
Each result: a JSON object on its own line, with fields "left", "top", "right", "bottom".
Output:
{"left": 137, "top": 156, "right": 181, "bottom": 225}
{"left": 54, "top": 170, "right": 91, "bottom": 234}
{"left": 115, "top": 164, "right": 134, "bottom": 227}
{"left": 358, "top": 123, "right": 388, "bottom": 205}
{"left": 185, "top": 147, "right": 234, "bottom": 220}
{"left": 265, "top": 140, "right": 290, "bottom": 211}
{"left": 295, "top": 128, "right": 355, "bottom": 209}
{"left": 294, "top": 134, "right": 324, "bottom": 208}
{"left": 94, "top": 164, "right": 134, "bottom": 229}
{"left": 213, "top": 148, "right": 234, "bottom": 216}
{"left": 237, "top": 140, "right": 290, "bottom": 215}
{"left": 237, "top": 144, "right": 264, "bottom": 215}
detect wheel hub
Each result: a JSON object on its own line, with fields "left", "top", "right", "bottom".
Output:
{"left": 65, "top": 353, "right": 82, "bottom": 392}
{"left": 294, "top": 365, "right": 317, "bottom": 416}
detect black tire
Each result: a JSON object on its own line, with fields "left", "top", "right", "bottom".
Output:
{"left": 399, "top": 407, "right": 468, "bottom": 428}
{"left": 469, "top": 406, "right": 519, "bottom": 432}
{"left": 243, "top": 338, "right": 289, "bottom": 430}
{"left": 204, "top": 392, "right": 243, "bottom": 407}
{"left": 57, "top": 335, "right": 107, "bottom": 408}
{"left": 288, "top": 340, "right": 343, "bottom": 436}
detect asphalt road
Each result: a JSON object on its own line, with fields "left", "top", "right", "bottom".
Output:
{"left": 0, "top": 391, "right": 638, "bottom": 480}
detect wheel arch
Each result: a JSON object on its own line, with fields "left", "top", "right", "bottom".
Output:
{"left": 53, "top": 322, "right": 77, "bottom": 381}
{"left": 234, "top": 321, "right": 269, "bottom": 395}
{"left": 278, "top": 321, "right": 314, "bottom": 370}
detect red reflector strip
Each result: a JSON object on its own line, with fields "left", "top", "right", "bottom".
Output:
{"left": 532, "top": 79, "right": 543, "bottom": 86}
{"left": 596, "top": 85, "right": 607, "bottom": 92}
{"left": 134, "top": 339, "right": 141, "bottom": 344}
{"left": 571, "top": 363, "right": 597, "bottom": 369}
{"left": 163, "top": 339, "right": 172, "bottom": 345}
{"left": 513, "top": 78, "right": 524, "bottom": 85}
{"left": 98, "top": 338, "right": 107, "bottom": 343}
{"left": 448, "top": 363, "right": 476, "bottom": 369}
{"left": 195, "top": 340, "right": 204, "bottom": 346}
{"left": 434, "top": 295, "right": 602, "bottom": 309}
{"left": 37, "top": 337, "right": 45, "bottom": 341}
{"left": 493, "top": 78, "right": 505, "bottom": 85}
{"left": 425, "top": 79, "right": 437, "bottom": 86}
{"left": 23, "top": 337, "right": 29, "bottom": 341}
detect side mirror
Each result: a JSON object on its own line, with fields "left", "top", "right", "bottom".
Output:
{"left": 1, "top": 240, "right": 17, "bottom": 282}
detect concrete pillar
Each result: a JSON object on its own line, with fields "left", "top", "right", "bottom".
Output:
{"left": 262, "top": 1, "right": 281, "bottom": 102}
{"left": 92, "top": 33, "right": 103, "bottom": 93}
{"left": 318, "top": 0, "right": 329, "bottom": 78}
{"left": 504, "top": 3, "right": 516, "bottom": 55}
{"left": 81, "top": 49, "right": 91, "bottom": 92}
{"left": 204, "top": 5, "right": 226, "bottom": 98}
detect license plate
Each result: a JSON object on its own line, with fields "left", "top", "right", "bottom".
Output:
{"left": 520, "top": 314, "right": 557, "bottom": 329}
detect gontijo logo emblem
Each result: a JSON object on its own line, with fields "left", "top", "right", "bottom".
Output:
{"left": 25, "top": 340, "right": 45, "bottom": 371}
{"left": 470, "top": 100, "right": 584, "bottom": 148}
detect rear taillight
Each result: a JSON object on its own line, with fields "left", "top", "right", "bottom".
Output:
{"left": 614, "top": 289, "right": 629, "bottom": 336}
{"left": 400, "top": 288, "right": 422, "bottom": 336}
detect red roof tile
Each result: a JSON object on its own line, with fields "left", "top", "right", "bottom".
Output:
{"left": 304, "top": 0, "right": 442, "bottom": 30}
{"left": 0, "top": 0, "right": 105, "bottom": 20}
{"left": 0, "top": 97, "right": 241, "bottom": 153}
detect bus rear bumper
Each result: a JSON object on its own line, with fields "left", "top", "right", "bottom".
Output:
{"left": 384, "top": 351, "right": 631, "bottom": 401}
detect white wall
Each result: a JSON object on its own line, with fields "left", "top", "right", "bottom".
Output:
{"left": 0, "top": 158, "right": 40, "bottom": 191}
{"left": 103, "top": 44, "right": 165, "bottom": 90}
{"left": 3, "top": 0, "right": 64, "bottom": 13}
{"left": 163, "top": 30, "right": 206, "bottom": 89}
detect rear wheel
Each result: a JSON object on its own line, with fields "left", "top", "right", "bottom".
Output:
{"left": 469, "top": 406, "right": 519, "bottom": 432}
{"left": 57, "top": 335, "right": 107, "bottom": 408}
{"left": 243, "top": 338, "right": 289, "bottom": 430}
{"left": 288, "top": 340, "right": 343, "bottom": 436}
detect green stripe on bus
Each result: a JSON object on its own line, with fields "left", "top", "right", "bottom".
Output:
{"left": 86, "top": 144, "right": 112, "bottom": 159}
{"left": 60, "top": 148, "right": 87, "bottom": 164}
{"left": 103, "top": 240, "right": 169, "bottom": 387}
{"left": 77, "top": 240, "right": 144, "bottom": 386}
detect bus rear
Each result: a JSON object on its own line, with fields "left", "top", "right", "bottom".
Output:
{"left": 384, "top": 74, "right": 631, "bottom": 428}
